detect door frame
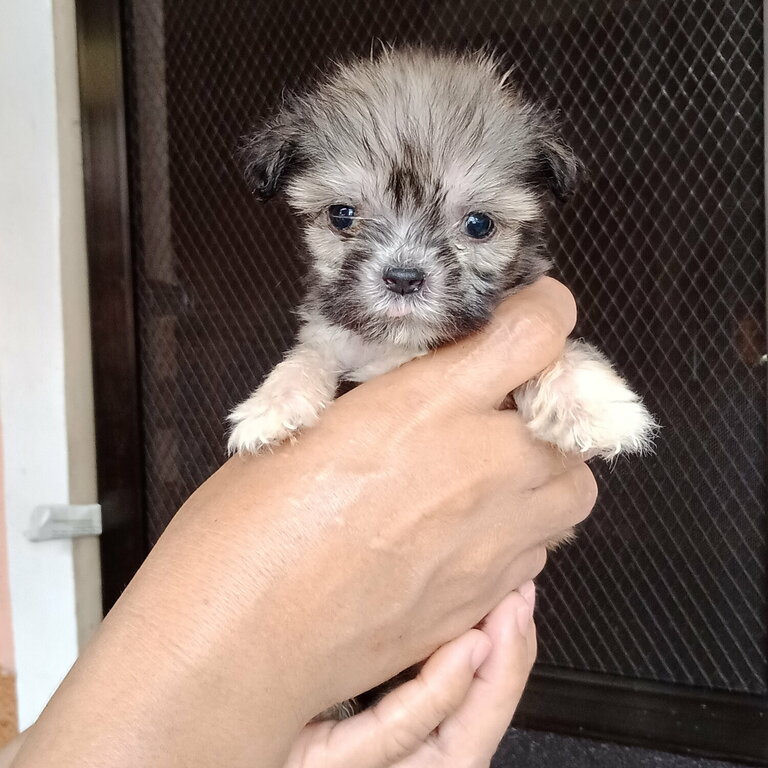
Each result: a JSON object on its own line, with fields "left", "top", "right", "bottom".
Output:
{"left": 76, "top": 0, "right": 146, "bottom": 610}
{"left": 76, "top": 0, "right": 768, "bottom": 763}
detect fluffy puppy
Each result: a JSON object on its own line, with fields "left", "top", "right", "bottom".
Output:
{"left": 228, "top": 47, "right": 657, "bottom": 721}
{"left": 228, "top": 48, "right": 655, "bottom": 464}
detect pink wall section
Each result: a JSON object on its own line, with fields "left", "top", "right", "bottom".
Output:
{"left": 0, "top": 430, "right": 14, "bottom": 672}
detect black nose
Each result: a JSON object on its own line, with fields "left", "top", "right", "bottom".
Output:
{"left": 383, "top": 266, "right": 425, "bottom": 295}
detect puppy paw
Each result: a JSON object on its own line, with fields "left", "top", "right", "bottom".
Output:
{"left": 227, "top": 390, "right": 325, "bottom": 455}
{"left": 313, "top": 698, "right": 361, "bottom": 722}
{"left": 515, "top": 340, "right": 658, "bottom": 460}
{"left": 227, "top": 344, "right": 339, "bottom": 455}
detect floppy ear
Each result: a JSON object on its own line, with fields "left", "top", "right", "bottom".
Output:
{"left": 239, "top": 115, "right": 298, "bottom": 201}
{"left": 533, "top": 135, "right": 585, "bottom": 203}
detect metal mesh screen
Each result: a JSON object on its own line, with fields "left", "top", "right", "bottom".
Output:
{"left": 123, "top": 0, "right": 767, "bottom": 696}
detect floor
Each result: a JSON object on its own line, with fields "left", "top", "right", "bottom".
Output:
{"left": 493, "top": 728, "right": 740, "bottom": 768}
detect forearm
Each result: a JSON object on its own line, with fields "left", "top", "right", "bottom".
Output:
{"left": 13, "top": 460, "right": 341, "bottom": 768}
{"left": 10, "top": 280, "right": 590, "bottom": 768}
{"left": 10, "top": 449, "right": 406, "bottom": 767}
{"left": 0, "top": 732, "right": 25, "bottom": 768}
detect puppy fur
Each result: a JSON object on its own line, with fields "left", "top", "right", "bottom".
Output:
{"left": 228, "top": 47, "right": 655, "bottom": 465}
{"left": 227, "top": 46, "right": 657, "bottom": 722}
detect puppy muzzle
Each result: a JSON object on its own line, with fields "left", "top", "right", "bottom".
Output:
{"left": 382, "top": 265, "right": 426, "bottom": 295}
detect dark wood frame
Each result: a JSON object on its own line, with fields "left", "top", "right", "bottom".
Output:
{"left": 75, "top": 0, "right": 768, "bottom": 763}
{"left": 76, "top": 0, "right": 146, "bottom": 611}
{"left": 519, "top": 667, "right": 768, "bottom": 765}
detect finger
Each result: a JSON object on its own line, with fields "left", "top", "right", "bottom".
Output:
{"left": 497, "top": 545, "right": 548, "bottom": 595}
{"left": 418, "top": 277, "right": 577, "bottom": 408}
{"left": 323, "top": 629, "right": 491, "bottom": 768}
{"left": 474, "top": 424, "right": 594, "bottom": 548}
{"left": 528, "top": 461, "right": 598, "bottom": 542}
{"left": 436, "top": 589, "right": 537, "bottom": 760}
{"left": 491, "top": 456, "right": 595, "bottom": 551}
{"left": 482, "top": 409, "right": 589, "bottom": 488}
{"left": 478, "top": 545, "right": 547, "bottom": 618}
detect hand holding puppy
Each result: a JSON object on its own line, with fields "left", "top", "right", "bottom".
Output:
{"left": 12, "top": 279, "right": 595, "bottom": 768}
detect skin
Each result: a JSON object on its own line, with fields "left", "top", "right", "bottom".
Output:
{"left": 285, "top": 584, "right": 538, "bottom": 768}
{"left": 8, "top": 278, "right": 595, "bottom": 768}
{"left": 1, "top": 587, "right": 537, "bottom": 768}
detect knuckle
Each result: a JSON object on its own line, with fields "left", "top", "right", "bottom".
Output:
{"left": 506, "top": 280, "right": 577, "bottom": 345}
{"left": 508, "top": 308, "right": 562, "bottom": 349}
{"left": 377, "top": 695, "right": 424, "bottom": 761}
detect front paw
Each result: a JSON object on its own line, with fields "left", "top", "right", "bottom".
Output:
{"left": 515, "top": 341, "right": 658, "bottom": 460}
{"left": 227, "top": 391, "right": 325, "bottom": 455}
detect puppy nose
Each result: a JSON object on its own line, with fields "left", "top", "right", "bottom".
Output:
{"left": 383, "top": 266, "right": 425, "bottom": 295}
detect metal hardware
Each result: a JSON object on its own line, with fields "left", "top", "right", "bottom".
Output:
{"left": 26, "top": 504, "right": 102, "bottom": 541}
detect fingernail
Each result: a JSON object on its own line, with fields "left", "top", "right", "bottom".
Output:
{"left": 516, "top": 582, "right": 536, "bottom": 634}
{"left": 471, "top": 637, "right": 492, "bottom": 668}
{"left": 516, "top": 603, "right": 533, "bottom": 634}
{"left": 518, "top": 580, "right": 536, "bottom": 612}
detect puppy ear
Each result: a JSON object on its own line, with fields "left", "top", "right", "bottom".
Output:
{"left": 533, "top": 135, "right": 584, "bottom": 203}
{"left": 239, "top": 117, "right": 298, "bottom": 201}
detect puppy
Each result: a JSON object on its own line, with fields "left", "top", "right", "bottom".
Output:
{"left": 227, "top": 48, "right": 656, "bottom": 718}
{"left": 228, "top": 47, "right": 655, "bottom": 461}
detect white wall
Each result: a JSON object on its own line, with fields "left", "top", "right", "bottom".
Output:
{"left": 0, "top": 443, "right": 14, "bottom": 676}
{"left": 0, "top": 0, "right": 102, "bottom": 729}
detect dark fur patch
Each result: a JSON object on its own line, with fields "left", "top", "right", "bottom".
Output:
{"left": 517, "top": 220, "right": 545, "bottom": 251}
{"left": 239, "top": 103, "right": 306, "bottom": 200}
{"left": 315, "top": 248, "right": 370, "bottom": 335}
{"left": 420, "top": 187, "right": 446, "bottom": 230}
{"left": 433, "top": 242, "right": 457, "bottom": 267}
{"left": 425, "top": 302, "right": 492, "bottom": 349}
{"left": 496, "top": 221, "right": 550, "bottom": 292}
{"left": 386, "top": 140, "right": 427, "bottom": 209}
{"left": 526, "top": 139, "right": 584, "bottom": 203}
{"left": 469, "top": 267, "right": 497, "bottom": 287}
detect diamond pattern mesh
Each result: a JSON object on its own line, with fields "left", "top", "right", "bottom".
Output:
{"left": 123, "top": 0, "right": 767, "bottom": 694}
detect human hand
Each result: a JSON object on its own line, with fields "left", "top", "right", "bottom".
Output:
{"left": 284, "top": 585, "right": 537, "bottom": 768}
{"left": 214, "top": 276, "right": 593, "bottom": 712}
{"left": 13, "top": 278, "right": 595, "bottom": 768}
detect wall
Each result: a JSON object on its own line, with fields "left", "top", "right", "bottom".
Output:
{"left": 0, "top": 0, "right": 102, "bottom": 730}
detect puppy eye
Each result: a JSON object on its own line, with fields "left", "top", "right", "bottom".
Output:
{"left": 463, "top": 212, "right": 494, "bottom": 239}
{"left": 329, "top": 204, "right": 357, "bottom": 231}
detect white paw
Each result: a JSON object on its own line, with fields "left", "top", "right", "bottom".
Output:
{"left": 515, "top": 340, "right": 658, "bottom": 460}
{"left": 228, "top": 345, "right": 339, "bottom": 455}
{"left": 227, "top": 389, "right": 325, "bottom": 455}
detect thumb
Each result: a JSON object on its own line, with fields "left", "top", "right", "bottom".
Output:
{"left": 416, "top": 277, "right": 577, "bottom": 409}
{"left": 325, "top": 629, "right": 492, "bottom": 768}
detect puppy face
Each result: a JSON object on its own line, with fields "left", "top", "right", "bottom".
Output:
{"left": 242, "top": 49, "right": 582, "bottom": 348}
